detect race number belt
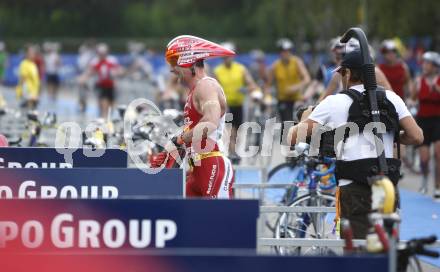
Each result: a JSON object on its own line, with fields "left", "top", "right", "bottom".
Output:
{"left": 188, "top": 151, "right": 223, "bottom": 168}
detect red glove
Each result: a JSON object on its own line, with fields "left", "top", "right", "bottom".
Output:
{"left": 149, "top": 151, "right": 168, "bottom": 168}
{"left": 0, "top": 134, "right": 8, "bottom": 147}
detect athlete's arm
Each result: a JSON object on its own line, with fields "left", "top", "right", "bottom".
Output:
{"left": 288, "top": 118, "right": 317, "bottom": 146}
{"left": 399, "top": 116, "right": 423, "bottom": 145}
{"left": 181, "top": 79, "right": 222, "bottom": 147}
{"left": 287, "top": 57, "right": 311, "bottom": 93}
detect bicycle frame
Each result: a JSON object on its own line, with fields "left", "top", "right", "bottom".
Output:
{"left": 287, "top": 155, "right": 336, "bottom": 204}
{"left": 283, "top": 156, "right": 336, "bottom": 239}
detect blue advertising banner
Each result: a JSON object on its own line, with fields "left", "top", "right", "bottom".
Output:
{"left": 0, "top": 199, "right": 259, "bottom": 251}
{"left": 0, "top": 168, "right": 183, "bottom": 198}
{"left": 0, "top": 252, "right": 387, "bottom": 272}
{"left": 0, "top": 147, "right": 127, "bottom": 168}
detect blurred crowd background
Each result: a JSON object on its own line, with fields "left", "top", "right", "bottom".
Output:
{"left": 0, "top": 0, "right": 438, "bottom": 129}
{"left": 0, "top": 0, "right": 438, "bottom": 86}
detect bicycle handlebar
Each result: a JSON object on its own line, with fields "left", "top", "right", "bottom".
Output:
{"left": 402, "top": 235, "right": 440, "bottom": 258}
{"left": 419, "top": 248, "right": 440, "bottom": 258}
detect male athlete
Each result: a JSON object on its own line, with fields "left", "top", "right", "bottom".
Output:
{"left": 151, "top": 35, "right": 235, "bottom": 199}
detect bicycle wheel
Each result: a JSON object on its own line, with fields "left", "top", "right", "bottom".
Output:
{"left": 268, "top": 162, "right": 296, "bottom": 179}
{"left": 274, "top": 192, "right": 337, "bottom": 256}
{"left": 267, "top": 162, "right": 303, "bottom": 204}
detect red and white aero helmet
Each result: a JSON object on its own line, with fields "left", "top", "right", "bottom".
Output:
{"left": 165, "top": 35, "right": 236, "bottom": 68}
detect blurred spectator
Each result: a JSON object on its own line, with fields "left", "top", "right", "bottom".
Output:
{"left": 214, "top": 42, "right": 258, "bottom": 162}
{"left": 79, "top": 43, "right": 124, "bottom": 118}
{"left": 318, "top": 37, "right": 344, "bottom": 88}
{"left": 16, "top": 45, "right": 40, "bottom": 109}
{"left": 77, "top": 40, "right": 96, "bottom": 112}
{"left": 304, "top": 37, "right": 345, "bottom": 104}
{"left": 411, "top": 51, "right": 440, "bottom": 199}
{"left": 43, "top": 42, "right": 62, "bottom": 101}
{"left": 126, "top": 41, "right": 153, "bottom": 81}
{"left": 318, "top": 38, "right": 392, "bottom": 102}
{"left": 249, "top": 49, "right": 268, "bottom": 87}
{"left": 379, "top": 39, "right": 412, "bottom": 99}
{"left": 266, "top": 38, "right": 311, "bottom": 139}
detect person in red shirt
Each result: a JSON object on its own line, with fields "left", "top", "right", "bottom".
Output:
{"left": 79, "top": 43, "right": 123, "bottom": 117}
{"left": 151, "top": 35, "right": 235, "bottom": 199}
{"left": 411, "top": 51, "right": 440, "bottom": 199}
{"left": 379, "top": 40, "right": 412, "bottom": 100}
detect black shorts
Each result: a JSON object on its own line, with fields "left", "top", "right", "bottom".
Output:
{"left": 339, "top": 182, "right": 400, "bottom": 239}
{"left": 97, "top": 86, "right": 115, "bottom": 102}
{"left": 278, "top": 101, "right": 295, "bottom": 123}
{"left": 228, "top": 106, "right": 243, "bottom": 129}
{"left": 417, "top": 116, "right": 440, "bottom": 146}
{"left": 46, "top": 74, "right": 60, "bottom": 86}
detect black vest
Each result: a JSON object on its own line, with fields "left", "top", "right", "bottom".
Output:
{"left": 333, "top": 88, "right": 401, "bottom": 185}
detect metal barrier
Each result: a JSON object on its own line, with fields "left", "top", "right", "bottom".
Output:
{"left": 234, "top": 183, "right": 297, "bottom": 189}
{"left": 259, "top": 238, "right": 440, "bottom": 248}
{"left": 257, "top": 205, "right": 440, "bottom": 250}
{"left": 260, "top": 206, "right": 335, "bottom": 213}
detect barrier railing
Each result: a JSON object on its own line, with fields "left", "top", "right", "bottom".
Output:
{"left": 259, "top": 238, "right": 440, "bottom": 248}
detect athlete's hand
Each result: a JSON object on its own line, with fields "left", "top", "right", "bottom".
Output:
{"left": 150, "top": 152, "right": 168, "bottom": 168}
{"left": 162, "top": 135, "right": 184, "bottom": 162}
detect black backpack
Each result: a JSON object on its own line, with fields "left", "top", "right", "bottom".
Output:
{"left": 340, "top": 88, "right": 400, "bottom": 139}
{"left": 334, "top": 87, "right": 402, "bottom": 185}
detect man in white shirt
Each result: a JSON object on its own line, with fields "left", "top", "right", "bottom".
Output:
{"left": 289, "top": 49, "right": 423, "bottom": 238}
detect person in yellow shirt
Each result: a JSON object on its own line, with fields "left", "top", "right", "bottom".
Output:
{"left": 16, "top": 45, "right": 40, "bottom": 109}
{"left": 214, "top": 42, "right": 257, "bottom": 162}
{"left": 266, "top": 38, "right": 311, "bottom": 143}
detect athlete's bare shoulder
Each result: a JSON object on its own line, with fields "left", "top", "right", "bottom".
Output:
{"left": 194, "top": 77, "right": 225, "bottom": 114}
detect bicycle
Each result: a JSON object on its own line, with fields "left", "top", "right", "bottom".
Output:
{"left": 270, "top": 143, "right": 338, "bottom": 255}
{"left": 0, "top": 107, "right": 27, "bottom": 146}
{"left": 22, "top": 111, "right": 57, "bottom": 147}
